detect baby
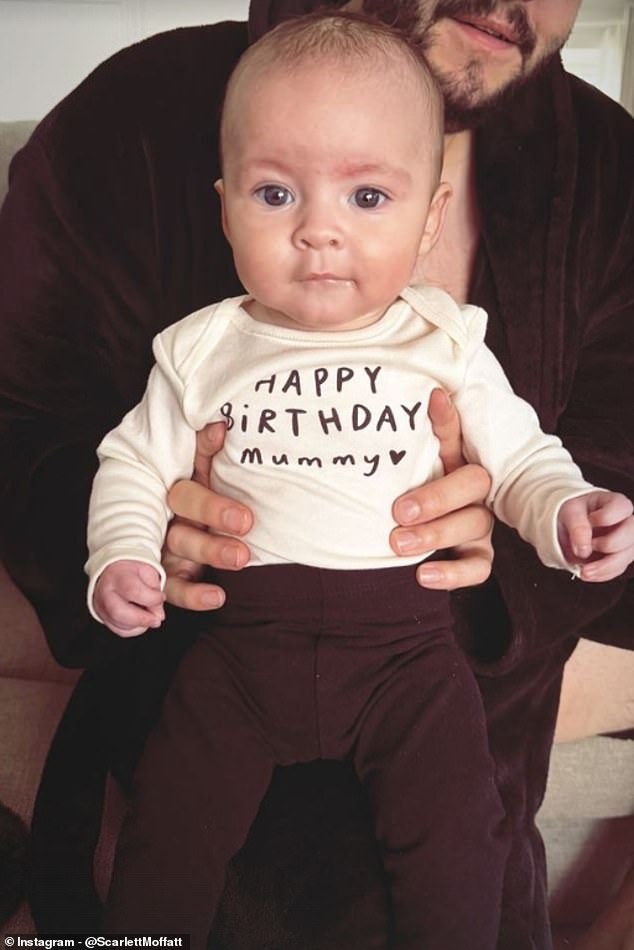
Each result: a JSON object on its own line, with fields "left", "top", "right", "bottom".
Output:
{"left": 87, "top": 12, "right": 633, "bottom": 949}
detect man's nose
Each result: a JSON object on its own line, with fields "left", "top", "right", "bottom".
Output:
{"left": 292, "top": 204, "right": 342, "bottom": 250}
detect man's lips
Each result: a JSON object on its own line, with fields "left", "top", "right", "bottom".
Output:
{"left": 453, "top": 15, "right": 520, "bottom": 47}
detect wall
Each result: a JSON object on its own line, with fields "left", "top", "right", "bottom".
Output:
{"left": 0, "top": 0, "right": 249, "bottom": 120}
{"left": 561, "top": 0, "right": 633, "bottom": 111}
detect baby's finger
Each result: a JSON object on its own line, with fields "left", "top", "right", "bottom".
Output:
{"left": 589, "top": 493, "right": 634, "bottom": 527}
{"left": 559, "top": 497, "right": 593, "bottom": 559}
{"left": 103, "top": 592, "right": 157, "bottom": 636}
{"left": 580, "top": 551, "right": 631, "bottom": 583}
{"left": 137, "top": 561, "right": 164, "bottom": 588}
{"left": 145, "top": 602, "right": 166, "bottom": 625}
{"left": 567, "top": 521, "right": 593, "bottom": 560}
{"left": 590, "top": 516, "right": 634, "bottom": 556}
{"left": 108, "top": 621, "right": 152, "bottom": 638}
{"left": 118, "top": 572, "right": 165, "bottom": 609}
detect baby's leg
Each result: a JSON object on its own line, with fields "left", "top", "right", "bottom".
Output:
{"left": 352, "top": 623, "right": 508, "bottom": 950}
{"left": 103, "top": 635, "right": 276, "bottom": 950}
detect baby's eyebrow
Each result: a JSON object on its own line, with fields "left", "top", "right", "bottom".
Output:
{"left": 244, "top": 157, "right": 292, "bottom": 172}
{"left": 239, "top": 156, "right": 412, "bottom": 187}
{"left": 336, "top": 161, "right": 412, "bottom": 186}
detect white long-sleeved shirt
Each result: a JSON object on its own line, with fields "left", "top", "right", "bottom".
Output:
{"left": 86, "top": 285, "right": 598, "bottom": 616}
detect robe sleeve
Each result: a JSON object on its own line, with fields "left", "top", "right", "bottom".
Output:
{"left": 0, "top": 97, "right": 163, "bottom": 666}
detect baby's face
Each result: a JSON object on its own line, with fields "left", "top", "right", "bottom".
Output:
{"left": 217, "top": 60, "right": 446, "bottom": 332}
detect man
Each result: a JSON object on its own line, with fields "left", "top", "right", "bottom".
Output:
{"left": 0, "top": 1, "right": 632, "bottom": 947}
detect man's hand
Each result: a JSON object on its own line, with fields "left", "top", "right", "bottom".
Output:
{"left": 163, "top": 422, "right": 253, "bottom": 610}
{"left": 390, "top": 388, "right": 494, "bottom": 590}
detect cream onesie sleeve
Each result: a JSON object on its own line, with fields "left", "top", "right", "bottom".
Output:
{"left": 450, "top": 301, "right": 600, "bottom": 570}
{"left": 85, "top": 302, "right": 222, "bottom": 619}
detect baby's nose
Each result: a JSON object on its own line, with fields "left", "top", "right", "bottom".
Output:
{"left": 293, "top": 207, "right": 342, "bottom": 250}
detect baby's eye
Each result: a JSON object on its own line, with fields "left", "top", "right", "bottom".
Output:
{"left": 351, "top": 187, "right": 388, "bottom": 210}
{"left": 254, "top": 185, "right": 294, "bottom": 207}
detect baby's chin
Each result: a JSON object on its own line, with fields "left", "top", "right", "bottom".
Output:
{"left": 253, "top": 284, "right": 385, "bottom": 332}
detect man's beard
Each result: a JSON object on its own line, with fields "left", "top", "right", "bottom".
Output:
{"left": 361, "top": 0, "right": 561, "bottom": 131}
{"left": 431, "top": 45, "right": 559, "bottom": 132}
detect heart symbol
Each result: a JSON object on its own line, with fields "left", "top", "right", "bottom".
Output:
{"left": 389, "top": 450, "right": 406, "bottom": 465}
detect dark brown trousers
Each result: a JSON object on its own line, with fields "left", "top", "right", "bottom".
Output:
{"left": 104, "top": 565, "right": 508, "bottom": 949}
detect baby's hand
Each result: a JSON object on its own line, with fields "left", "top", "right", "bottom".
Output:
{"left": 558, "top": 491, "right": 634, "bottom": 582}
{"left": 93, "top": 560, "right": 166, "bottom": 637}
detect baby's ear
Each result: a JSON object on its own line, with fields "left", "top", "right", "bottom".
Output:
{"left": 214, "top": 179, "right": 230, "bottom": 242}
{"left": 418, "top": 181, "right": 452, "bottom": 258}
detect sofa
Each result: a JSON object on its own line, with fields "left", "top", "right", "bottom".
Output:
{"left": 1, "top": 118, "right": 634, "bottom": 948}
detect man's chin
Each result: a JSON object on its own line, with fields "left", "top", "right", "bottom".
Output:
{"left": 443, "top": 93, "right": 509, "bottom": 132}
{"left": 441, "top": 52, "right": 560, "bottom": 132}
{"left": 435, "top": 78, "right": 512, "bottom": 132}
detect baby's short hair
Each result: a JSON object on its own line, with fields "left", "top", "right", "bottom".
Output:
{"left": 220, "top": 10, "right": 444, "bottom": 178}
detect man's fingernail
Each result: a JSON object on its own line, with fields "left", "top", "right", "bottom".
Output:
{"left": 220, "top": 543, "right": 250, "bottom": 569}
{"left": 222, "top": 508, "right": 247, "bottom": 533}
{"left": 417, "top": 567, "right": 441, "bottom": 586}
{"left": 394, "top": 531, "right": 419, "bottom": 553}
{"left": 202, "top": 590, "right": 225, "bottom": 609}
{"left": 220, "top": 543, "right": 240, "bottom": 568}
{"left": 396, "top": 499, "right": 421, "bottom": 524}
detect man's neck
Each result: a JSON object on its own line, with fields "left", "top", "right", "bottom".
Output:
{"left": 442, "top": 129, "right": 474, "bottom": 182}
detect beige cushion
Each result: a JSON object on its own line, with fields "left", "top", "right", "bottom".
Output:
{"left": 0, "top": 678, "right": 73, "bottom": 823}
{"left": 0, "top": 119, "right": 37, "bottom": 206}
